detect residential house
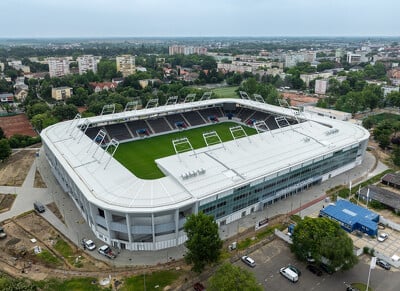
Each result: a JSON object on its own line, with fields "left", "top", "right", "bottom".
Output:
{"left": 0, "top": 92, "right": 14, "bottom": 103}
{"left": 89, "top": 82, "right": 118, "bottom": 93}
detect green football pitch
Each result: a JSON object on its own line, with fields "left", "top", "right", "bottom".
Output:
{"left": 113, "top": 122, "right": 258, "bottom": 179}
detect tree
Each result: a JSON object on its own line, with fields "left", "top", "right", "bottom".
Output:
{"left": 0, "top": 127, "right": 5, "bottom": 139}
{"left": 291, "top": 217, "right": 357, "bottom": 271}
{"left": 392, "top": 145, "right": 400, "bottom": 166}
{"left": 0, "top": 139, "right": 11, "bottom": 161}
{"left": 207, "top": 263, "right": 262, "bottom": 291}
{"left": 184, "top": 212, "right": 222, "bottom": 273}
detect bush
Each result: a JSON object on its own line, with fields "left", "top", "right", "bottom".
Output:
{"left": 8, "top": 134, "right": 41, "bottom": 148}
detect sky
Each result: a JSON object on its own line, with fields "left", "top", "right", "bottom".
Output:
{"left": 1, "top": 0, "right": 399, "bottom": 38}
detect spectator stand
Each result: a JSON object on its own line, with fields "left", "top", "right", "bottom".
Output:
{"left": 175, "top": 121, "right": 187, "bottom": 129}
{"left": 208, "top": 115, "right": 219, "bottom": 123}
{"left": 136, "top": 128, "right": 150, "bottom": 137}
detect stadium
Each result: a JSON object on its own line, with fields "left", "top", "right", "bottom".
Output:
{"left": 41, "top": 94, "right": 370, "bottom": 251}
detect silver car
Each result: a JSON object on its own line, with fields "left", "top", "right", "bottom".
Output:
{"left": 241, "top": 255, "right": 256, "bottom": 267}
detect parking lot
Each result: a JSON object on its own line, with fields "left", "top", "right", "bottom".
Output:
{"left": 234, "top": 239, "right": 399, "bottom": 291}
{"left": 351, "top": 226, "right": 400, "bottom": 263}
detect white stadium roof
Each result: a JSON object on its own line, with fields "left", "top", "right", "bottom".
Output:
{"left": 42, "top": 98, "right": 369, "bottom": 213}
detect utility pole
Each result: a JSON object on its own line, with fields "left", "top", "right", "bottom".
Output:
{"left": 366, "top": 256, "right": 376, "bottom": 291}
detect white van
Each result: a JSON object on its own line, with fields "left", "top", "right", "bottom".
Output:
{"left": 279, "top": 267, "right": 299, "bottom": 282}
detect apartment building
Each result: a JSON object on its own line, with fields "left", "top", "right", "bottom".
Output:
{"left": 51, "top": 86, "right": 73, "bottom": 101}
{"left": 116, "top": 55, "right": 136, "bottom": 77}
{"left": 77, "top": 55, "right": 98, "bottom": 75}
{"left": 48, "top": 57, "right": 70, "bottom": 78}
{"left": 169, "top": 45, "right": 207, "bottom": 55}
{"left": 285, "top": 51, "right": 316, "bottom": 68}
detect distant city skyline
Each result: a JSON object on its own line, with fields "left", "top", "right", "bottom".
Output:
{"left": 1, "top": 0, "right": 399, "bottom": 38}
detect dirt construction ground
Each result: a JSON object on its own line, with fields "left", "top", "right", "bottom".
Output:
{"left": 0, "top": 150, "right": 36, "bottom": 186}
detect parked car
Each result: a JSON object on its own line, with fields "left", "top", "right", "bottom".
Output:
{"left": 377, "top": 232, "right": 388, "bottom": 242}
{"left": 287, "top": 264, "right": 301, "bottom": 276}
{"left": 320, "top": 263, "right": 334, "bottom": 274}
{"left": 81, "top": 238, "right": 96, "bottom": 251}
{"left": 280, "top": 267, "right": 299, "bottom": 282}
{"left": 376, "top": 258, "right": 391, "bottom": 270}
{"left": 241, "top": 255, "right": 256, "bottom": 267}
{"left": 98, "top": 245, "right": 117, "bottom": 259}
{"left": 0, "top": 227, "right": 6, "bottom": 239}
{"left": 33, "top": 201, "right": 45, "bottom": 213}
{"left": 306, "top": 264, "right": 323, "bottom": 276}
{"left": 193, "top": 282, "right": 205, "bottom": 291}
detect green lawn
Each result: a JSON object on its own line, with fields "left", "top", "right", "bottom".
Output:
{"left": 212, "top": 86, "right": 239, "bottom": 98}
{"left": 114, "top": 122, "right": 257, "bottom": 179}
{"left": 121, "top": 270, "right": 181, "bottom": 291}
{"left": 364, "top": 112, "right": 400, "bottom": 124}
{"left": 37, "top": 278, "right": 101, "bottom": 291}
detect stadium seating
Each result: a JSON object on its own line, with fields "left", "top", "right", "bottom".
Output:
{"left": 198, "top": 107, "right": 222, "bottom": 121}
{"left": 104, "top": 123, "right": 133, "bottom": 140}
{"left": 146, "top": 118, "right": 172, "bottom": 133}
{"left": 235, "top": 107, "right": 255, "bottom": 122}
{"left": 165, "top": 113, "right": 188, "bottom": 129}
{"left": 181, "top": 111, "right": 207, "bottom": 126}
{"left": 126, "top": 120, "right": 151, "bottom": 137}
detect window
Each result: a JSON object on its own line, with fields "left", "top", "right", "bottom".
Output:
{"left": 98, "top": 208, "right": 105, "bottom": 218}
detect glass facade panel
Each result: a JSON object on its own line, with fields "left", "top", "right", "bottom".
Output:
{"left": 199, "top": 147, "right": 358, "bottom": 218}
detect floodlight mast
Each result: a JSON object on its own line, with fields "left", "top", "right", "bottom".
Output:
{"left": 253, "top": 94, "right": 265, "bottom": 103}
{"left": 101, "top": 104, "right": 116, "bottom": 116}
{"left": 254, "top": 120, "right": 274, "bottom": 138}
{"left": 172, "top": 137, "right": 196, "bottom": 161}
{"left": 184, "top": 93, "right": 196, "bottom": 103}
{"left": 229, "top": 125, "right": 250, "bottom": 144}
{"left": 145, "top": 98, "right": 159, "bottom": 109}
{"left": 124, "top": 100, "right": 139, "bottom": 111}
{"left": 278, "top": 98, "right": 290, "bottom": 108}
{"left": 275, "top": 116, "right": 293, "bottom": 132}
{"left": 203, "top": 131, "right": 225, "bottom": 149}
{"left": 200, "top": 91, "right": 212, "bottom": 101}
{"left": 102, "top": 138, "right": 120, "bottom": 170}
{"left": 77, "top": 119, "right": 91, "bottom": 143}
{"left": 164, "top": 96, "right": 178, "bottom": 106}
{"left": 88, "top": 129, "right": 107, "bottom": 156}
{"left": 68, "top": 114, "right": 82, "bottom": 134}
{"left": 239, "top": 91, "right": 250, "bottom": 100}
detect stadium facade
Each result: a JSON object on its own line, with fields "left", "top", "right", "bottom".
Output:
{"left": 41, "top": 98, "right": 369, "bottom": 251}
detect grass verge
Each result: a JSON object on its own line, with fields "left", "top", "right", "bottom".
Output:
{"left": 121, "top": 270, "right": 182, "bottom": 291}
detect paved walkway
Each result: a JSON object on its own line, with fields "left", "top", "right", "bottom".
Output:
{"left": 0, "top": 148, "right": 386, "bottom": 267}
